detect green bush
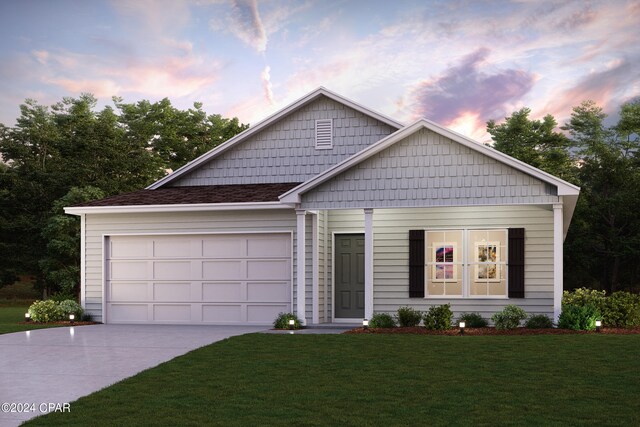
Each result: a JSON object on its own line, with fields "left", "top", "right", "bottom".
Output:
{"left": 395, "top": 306, "right": 422, "bottom": 327}
{"left": 28, "top": 300, "right": 65, "bottom": 323}
{"left": 457, "top": 312, "right": 488, "bottom": 328}
{"left": 491, "top": 305, "right": 527, "bottom": 329}
{"left": 601, "top": 291, "right": 640, "bottom": 327}
{"left": 58, "top": 300, "right": 83, "bottom": 318}
{"left": 563, "top": 288, "right": 606, "bottom": 309}
{"left": 369, "top": 313, "right": 396, "bottom": 328}
{"left": 558, "top": 303, "right": 600, "bottom": 331}
{"left": 524, "top": 314, "right": 554, "bottom": 329}
{"left": 423, "top": 304, "right": 453, "bottom": 330}
{"left": 273, "top": 312, "right": 302, "bottom": 329}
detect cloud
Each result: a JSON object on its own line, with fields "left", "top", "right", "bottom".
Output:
{"left": 224, "top": 0, "right": 267, "bottom": 52}
{"left": 44, "top": 78, "right": 123, "bottom": 98}
{"left": 260, "top": 65, "right": 274, "bottom": 104}
{"left": 32, "top": 50, "right": 49, "bottom": 65}
{"left": 406, "top": 48, "right": 536, "bottom": 128}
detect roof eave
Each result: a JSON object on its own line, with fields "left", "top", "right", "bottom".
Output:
{"left": 64, "top": 201, "right": 290, "bottom": 215}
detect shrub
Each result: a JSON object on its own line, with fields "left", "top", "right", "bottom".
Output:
{"left": 601, "top": 291, "right": 640, "bottom": 327}
{"left": 81, "top": 313, "right": 94, "bottom": 322}
{"left": 457, "top": 312, "right": 488, "bottom": 328}
{"left": 273, "top": 312, "right": 302, "bottom": 329}
{"left": 58, "top": 300, "right": 83, "bottom": 318}
{"left": 369, "top": 313, "right": 396, "bottom": 328}
{"left": 491, "top": 305, "right": 527, "bottom": 329}
{"left": 423, "top": 304, "right": 453, "bottom": 330}
{"left": 524, "top": 314, "right": 554, "bottom": 329}
{"left": 28, "top": 300, "right": 65, "bottom": 323}
{"left": 563, "top": 288, "right": 606, "bottom": 309}
{"left": 395, "top": 306, "right": 422, "bottom": 327}
{"left": 557, "top": 303, "right": 600, "bottom": 331}
{"left": 49, "top": 292, "right": 77, "bottom": 303}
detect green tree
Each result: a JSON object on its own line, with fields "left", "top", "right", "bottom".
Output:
{"left": 487, "top": 108, "right": 575, "bottom": 181}
{"left": 0, "top": 95, "right": 247, "bottom": 295}
{"left": 562, "top": 100, "right": 640, "bottom": 292}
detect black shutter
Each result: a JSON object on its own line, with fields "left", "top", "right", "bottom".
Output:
{"left": 409, "top": 230, "right": 425, "bottom": 298}
{"left": 508, "top": 228, "right": 525, "bottom": 298}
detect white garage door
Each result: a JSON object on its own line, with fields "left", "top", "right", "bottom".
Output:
{"left": 105, "top": 233, "right": 292, "bottom": 325}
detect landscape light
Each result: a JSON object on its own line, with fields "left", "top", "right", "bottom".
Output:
{"left": 69, "top": 314, "right": 75, "bottom": 325}
{"left": 459, "top": 321, "right": 466, "bottom": 335}
{"left": 595, "top": 320, "right": 602, "bottom": 332}
{"left": 363, "top": 319, "right": 369, "bottom": 330}
{"left": 288, "top": 319, "right": 295, "bottom": 330}
{"left": 25, "top": 312, "right": 31, "bottom": 322}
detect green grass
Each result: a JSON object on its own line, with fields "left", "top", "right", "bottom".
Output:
{"left": 0, "top": 306, "right": 64, "bottom": 334}
{"left": 26, "top": 334, "right": 640, "bottom": 426}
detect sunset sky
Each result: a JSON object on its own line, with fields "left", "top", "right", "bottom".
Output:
{"left": 0, "top": 0, "right": 638, "bottom": 142}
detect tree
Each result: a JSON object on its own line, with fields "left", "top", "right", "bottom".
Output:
{"left": 0, "top": 95, "right": 247, "bottom": 295}
{"left": 562, "top": 100, "right": 640, "bottom": 292}
{"left": 487, "top": 108, "right": 575, "bottom": 181}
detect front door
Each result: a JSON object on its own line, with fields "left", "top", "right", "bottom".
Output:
{"left": 334, "top": 234, "right": 365, "bottom": 319}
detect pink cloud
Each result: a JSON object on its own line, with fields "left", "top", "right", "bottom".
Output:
{"left": 45, "top": 78, "right": 122, "bottom": 98}
{"left": 406, "top": 48, "right": 536, "bottom": 134}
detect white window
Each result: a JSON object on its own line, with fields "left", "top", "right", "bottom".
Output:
{"left": 315, "top": 119, "right": 333, "bottom": 149}
{"left": 425, "top": 229, "right": 507, "bottom": 298}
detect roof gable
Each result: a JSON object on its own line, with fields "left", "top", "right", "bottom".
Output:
{"left": 148, "top": 87, "right": 403, "bottom": 189}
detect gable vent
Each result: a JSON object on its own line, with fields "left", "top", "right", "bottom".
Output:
{"left": 315, "top": 119, "right": 333, "bottom": 149}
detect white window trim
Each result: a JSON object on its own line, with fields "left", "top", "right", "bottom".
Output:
{"left": 424, "top": 228, "right": 509, "bottom": 299}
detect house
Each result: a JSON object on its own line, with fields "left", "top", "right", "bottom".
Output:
{"left": 64, "top": 87, "right": 580, "bottom": 326}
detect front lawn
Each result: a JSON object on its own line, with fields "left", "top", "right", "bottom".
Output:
{"left": 0, "top": 306, "right": 64, "bottom": 335}
{"left": 26, "top": 334, "right": 640, "bottom": 426}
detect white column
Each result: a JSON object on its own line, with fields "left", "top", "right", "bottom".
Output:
{"left": 553, "top": 202, "right": 564, "bottom": 323}
{"left": 80, "top": 214, "right": 86, "bottom": 309}
{"left": 296, "top": 209, "right": 307, "bottom": 325}
{"left": 311, "top": 213, "right": 319, "bottom": 324}
{"left": 364, "top": 208, "right": 374, "bottom": 320}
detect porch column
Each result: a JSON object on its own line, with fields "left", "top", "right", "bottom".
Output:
{"left": 553, "top": 202, "right": 563, "bottom": 323}
{"left": 296, "top": 209, "right": 307, "bottom": 325}
{"left": 364, "top": 208, "right": 374, "bottom": 320}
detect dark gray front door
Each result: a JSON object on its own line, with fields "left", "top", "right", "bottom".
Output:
{"left": 335, "top": 234, "right": 365, "bottom": 319}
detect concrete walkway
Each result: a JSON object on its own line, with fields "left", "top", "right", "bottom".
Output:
{"left": 0, "top": 324, "right": 266, "bottom": 426}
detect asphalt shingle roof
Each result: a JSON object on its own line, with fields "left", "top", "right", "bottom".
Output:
{"left": 75, "top": 183, "right": 301, "bottom": 207}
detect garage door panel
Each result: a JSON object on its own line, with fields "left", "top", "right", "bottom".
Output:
{"left": 153, "top": 239, "right": 193, "bottom": 258}
{"left": 247, "top": 282, "right": 290, "bottom": 302}
{"left": 110, "top": 304, "right": 148, "bottom": 322}
{"left": 203, "top": 260, "right": 243, "bottom": 280}
{"left": 247, "top": 236, "right": 290, "bottom": 257}
{"left": 107, "top": 233, "right": 291, "bottom": 325}
{"left": 153, "top": 304, "right": 191, "bottom": 322}
{"left": 153, "top": 282, "right": 191, "bottom": 301}
{"left": 247, "top": 305, "right": 289, "bottom": 323}
{"left": 202, "top": 282, "right": 242, "bottom": 301}
{"left": 111, "top": 239, "right": 150, "bottom": 258}
{"left": 202, "top": 305, "right": 242, "bottom": 322}
{"left": 247, "top": 259, "right": 290, "bottom": 280}
{"left": 153, "top": 261, "right": 192, "bottom": 280}
{"left": 110, "top": 261, "right": 148, "bottom": 280}
{"left": 110, "top": 282, "right": 148, "bottom": 301}
{"left": 203, "top": 238, "right": 244, "bottom": 258}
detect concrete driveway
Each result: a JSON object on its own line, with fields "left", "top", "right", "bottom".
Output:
{"left": 0, "top": 324, "right": 266, "bottom": 426}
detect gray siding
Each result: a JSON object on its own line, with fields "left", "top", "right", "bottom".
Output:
{"left": 326, "top": 206, "right": 554, "bottom": 320}
{"left": 84, "top": 210, "right": 298, "bottom": 322}
{"left": 301, "top": 129, "right": 559, "bottom": 209}
{"left": 171, "top": 95, "right": 397, "bottom": 186}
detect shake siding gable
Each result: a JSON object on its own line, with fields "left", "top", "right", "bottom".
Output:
{"left": 171, "top": 96, "right": 396, "bottom": 186}
{"left": 300, "top": 129, "right": 559, "bottom": 209}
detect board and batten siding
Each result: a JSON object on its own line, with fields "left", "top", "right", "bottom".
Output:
{"left": 83, "top": 209, "right": 313, "bottom": 323}
{"left": 325, "top": 206, "right": 554, "bottom": 320}
{"left": 301, "top": 128, "right": 559, "bottom": 210}
{"left": 171, "top": 96, "right": 397, "bottom": 187}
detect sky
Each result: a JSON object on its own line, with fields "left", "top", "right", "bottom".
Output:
{"left": 0, "top": 0, "right": 638, "bottom": 142}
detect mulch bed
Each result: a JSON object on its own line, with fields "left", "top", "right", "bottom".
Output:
{"left": 345, "top": 327, "right": 640, "bottom": 335}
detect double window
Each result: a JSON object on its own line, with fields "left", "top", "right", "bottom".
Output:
{"left": 425, "top": 229, "right": 507, "bottom": 298}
